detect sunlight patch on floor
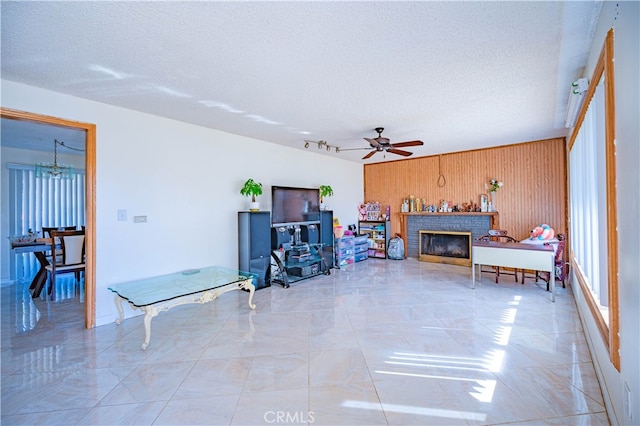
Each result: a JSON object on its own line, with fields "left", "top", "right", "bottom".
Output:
{"left": 342, "top": 399, "right": 487, "bottom": 422}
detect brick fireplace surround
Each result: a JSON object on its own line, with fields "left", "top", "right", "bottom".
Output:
{"left": 400, "top": 212, "right": 498, "bottom": 258}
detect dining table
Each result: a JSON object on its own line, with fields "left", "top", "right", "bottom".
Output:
{"left": 11, "top": 238, "right": 59, "bottom": 298}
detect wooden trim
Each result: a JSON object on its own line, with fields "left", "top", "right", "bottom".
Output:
{"left": 603, "top": 29, "right": 619, "bottom": 370}
{"left": 1, "top": 107, "right": 96, "bottom": 329}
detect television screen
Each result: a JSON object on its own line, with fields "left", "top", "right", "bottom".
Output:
{"left": 271, "top": 186, "right": 321, "bottom": 226}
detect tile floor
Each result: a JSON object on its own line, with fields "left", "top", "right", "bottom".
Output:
{"left": 1, "top": 259, "right": 609, "bottom": 425}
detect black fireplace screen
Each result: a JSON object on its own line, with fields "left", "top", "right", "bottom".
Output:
{"left": 420, "top": 232, "right": 471, "bottom": 259}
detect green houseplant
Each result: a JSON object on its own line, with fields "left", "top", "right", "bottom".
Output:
{"left": 319, "top": 185, "right": 334, "bottom": 210}
{"left": 240, "top": 178, "right": 263, "bottom": 211}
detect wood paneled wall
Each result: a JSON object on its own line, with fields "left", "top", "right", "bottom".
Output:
{"left": 364, "top": 138, "right": 566, "bottom": 241}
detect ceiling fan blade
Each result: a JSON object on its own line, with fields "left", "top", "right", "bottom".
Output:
{"left": 339, "top": 147, "right": 374, "bottom": 152}
{"left": 387, "top": 148, "right": 413, "bottom": 157}
{"left": 362, "top": 150, "right": 378, "bottom": 160}
{"left": 364, "top": 137, "right": 382, "bottom": 148}
{"left": 391, "top": 140, "right": 424, "bottom": 148}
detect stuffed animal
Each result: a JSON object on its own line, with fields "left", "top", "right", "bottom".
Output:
{"left": 530, "top": 224, "right": 555, "bottom": 241}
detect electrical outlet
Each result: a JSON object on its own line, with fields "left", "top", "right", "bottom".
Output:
{"left": 133, "top": 215, "right": 147, "bottom": 223}
{"left": 117, "top": 209, "right": 127, "bottom": 221}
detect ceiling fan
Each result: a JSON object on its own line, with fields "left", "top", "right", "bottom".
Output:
{"left": 343, "top": 127, "right": 424, "bottom": 159}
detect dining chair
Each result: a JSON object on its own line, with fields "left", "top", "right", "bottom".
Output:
{"left": 475, "top": 229, "right": 520, "bottom": 283}
{"left": 42, "top": 226, "right": 77, "bottom": 236}
{"left": 44, "top": 230, "right": 85, "bottom": 296}
{"left": 41, "top": 226, "right": 77, "bottom": 263}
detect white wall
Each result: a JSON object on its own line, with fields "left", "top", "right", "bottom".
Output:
{"left": 572, "top": 2, "right": 639, "bottom": 425}
{"left": 1, "top": 80, "right": 363, "bottom": 327}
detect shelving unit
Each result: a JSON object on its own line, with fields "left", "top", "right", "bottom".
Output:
{"left": 354, "top": 235, "right": 368, "bottom": 262}
{"left": 334, "top": 236, "right": 355, "bottom": 268}
{"left": 359, "top": 220, "right": 391, "bottom": 259}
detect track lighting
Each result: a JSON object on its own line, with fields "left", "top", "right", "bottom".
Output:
{"left": 303, "top": 139, "right": 341, "bottom": 153}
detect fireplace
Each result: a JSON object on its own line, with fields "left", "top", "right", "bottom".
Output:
{"left": 419, "top": 230, "right": 472, "bottom": 267}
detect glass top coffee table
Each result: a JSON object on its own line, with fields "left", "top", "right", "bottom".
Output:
{"left": 108, "top": 266, "right": 257, "bottom": 349}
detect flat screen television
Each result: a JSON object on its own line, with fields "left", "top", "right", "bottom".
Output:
{"left": 271, "top": 186, "right": 321, "bottom": 227}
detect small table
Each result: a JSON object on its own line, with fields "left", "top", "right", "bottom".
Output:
{"left": 472, "top": 240, "right": 556, "bottom": 301}
{"left": 11, "top": 241, "right": 59, "bottom": 298}
{"left": 108, "top": 266, "right": 257, "bottom": 349}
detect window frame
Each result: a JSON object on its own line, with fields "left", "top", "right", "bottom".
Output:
{"left": 568, "top": 29, "right": 619, "bottom": 370}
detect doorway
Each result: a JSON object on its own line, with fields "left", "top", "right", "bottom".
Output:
{"left": 0, "top": 107, "right": 96, "bottom": 328}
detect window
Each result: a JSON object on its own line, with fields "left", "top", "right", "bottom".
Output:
{"left": 568, "top": 29, "right": 619, "bottom": 369}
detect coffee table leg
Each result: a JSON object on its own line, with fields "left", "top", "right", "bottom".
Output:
{"left": 240, "top": 278, "right": 256, "bottom": 309}
{"left": 114, "top": 295, "right": 125, "bottom": 325}
{"left": 141, "top": 306, "right": 158, "bottom": 350}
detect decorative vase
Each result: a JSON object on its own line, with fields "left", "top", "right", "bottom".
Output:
{"left": 250, "top": 201, "right": 260, "bottom": 212}
{"left": 490, "top": 191, "right": 496, "bottom": 212}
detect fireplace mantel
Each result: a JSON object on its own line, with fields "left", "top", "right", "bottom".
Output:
{"left": 400, "top": 212, "right": 499, "bottom": 231}
{"left": 400, "top": 212, "right": 499, "bottom": 258}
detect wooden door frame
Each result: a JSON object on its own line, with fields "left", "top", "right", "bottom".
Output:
{"left": 1, "top": 107, "right": 96, "bottom": 328}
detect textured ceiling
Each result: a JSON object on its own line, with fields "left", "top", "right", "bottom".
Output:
{"left": 1, "top": 1, "right": 602, "bottom": 163}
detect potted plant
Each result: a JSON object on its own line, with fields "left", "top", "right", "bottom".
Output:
{"left": 240, "top": 178, "right": 263, "bottom": 211}
{"left": 319, "top": 185, "right": 334, "bottom": 210}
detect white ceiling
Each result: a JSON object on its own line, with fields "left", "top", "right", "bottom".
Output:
{"left": 1, "top": 1, "right": 602, "bottom": 163}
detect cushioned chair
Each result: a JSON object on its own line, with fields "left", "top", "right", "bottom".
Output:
{"left": 44, "top": 230, "right": 85, "bottom": 296}
{"left": 475, "top": 230, "right": 520, "bottom": 283}
{"left": 531, "top": 234, "right": 567, "bottom": 290}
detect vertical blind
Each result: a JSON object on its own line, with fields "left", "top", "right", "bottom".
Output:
{"left": 569, "top": 78, "right": 609, "bottom": 310}
{"left": 8, "top": 163, "right": 85, "bottom": 235}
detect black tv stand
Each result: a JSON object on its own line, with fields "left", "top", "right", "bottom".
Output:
{"left": 270, "top": 242, "right": 330, "bottom": 288}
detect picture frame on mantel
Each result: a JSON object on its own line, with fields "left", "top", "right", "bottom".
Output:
{"left": 480, "top": 194, "right": 488, "bottom": 212}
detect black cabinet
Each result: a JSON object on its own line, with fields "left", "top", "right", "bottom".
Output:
{"left": 320, "top": 210, "right": 334, "bottom": 269}
{"left": 238, "top": 211, "right": 271, "bottom": 289}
